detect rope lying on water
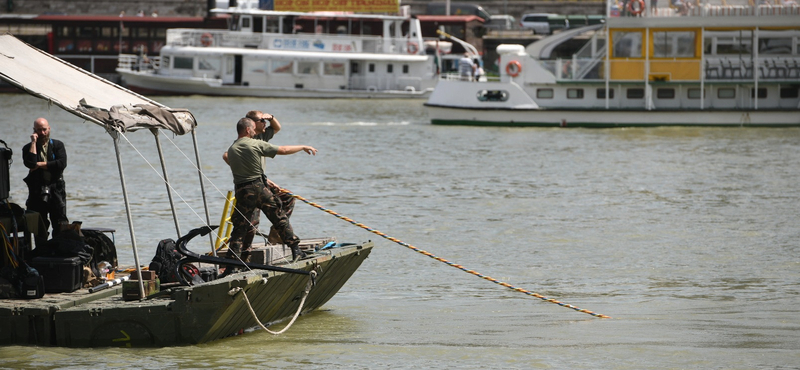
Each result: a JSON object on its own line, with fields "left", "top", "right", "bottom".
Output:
{"left": 280, "top": 188, "right": 611, "bottom": 319}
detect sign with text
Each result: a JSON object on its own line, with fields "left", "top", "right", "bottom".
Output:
{"left": 273, "top": 0, "right": 399, "bottom": 13}
{"left": 270, "top": 36, "right": 361, "bottom": 52}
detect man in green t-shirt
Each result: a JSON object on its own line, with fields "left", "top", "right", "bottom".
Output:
{"left": 244, "top": 110, "right": 295, "bottom": 245}
{"left": 225, "top": 117, "right": 317, "bottom": 263}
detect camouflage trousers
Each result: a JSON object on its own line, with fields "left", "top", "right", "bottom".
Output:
{"left": 266, "top": 180, "right": 295, "bottom": 236}
{"left": 228, "top": 178, "right": 300, "bottom": 261}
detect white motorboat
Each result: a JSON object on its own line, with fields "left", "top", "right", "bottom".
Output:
{"left": 425, "top": 0, "right": 800, "bottom": 127}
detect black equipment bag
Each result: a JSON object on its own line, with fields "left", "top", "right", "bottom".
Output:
{"left": 148, "top": 238, "right": 203, "bottom": 284}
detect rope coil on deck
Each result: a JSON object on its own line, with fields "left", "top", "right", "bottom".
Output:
{"left": 280, "top": 188, "right": 611, "bottom": 319}
{"left": 231, "top": 270, "right": 318, "bottom": 335}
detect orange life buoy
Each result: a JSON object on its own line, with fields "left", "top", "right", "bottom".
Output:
{"left": 200, "top": 33, "right": 213, "bottom": 47}
{"left": 506, "top": 60, "right": 522, "bottom": 77}
{"left": 407, "top": 42, "right": 419, "bottom": 54}
{"left": 627, "top": 0, "right": 645, "bottom": 15}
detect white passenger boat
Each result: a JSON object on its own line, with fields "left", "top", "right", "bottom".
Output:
{"left": 425, "top": 0, "right": 800, "bottom": 127}
{"left": 117, "top": 0, "right": 437, "bottom": 98}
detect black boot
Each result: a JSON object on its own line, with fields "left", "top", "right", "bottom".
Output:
{"left": 291, "top": 246, "right": 306, "bottom": 262}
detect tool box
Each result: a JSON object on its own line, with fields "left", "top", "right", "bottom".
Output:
{"left": 30, "top": 256, "right": 82, "bottom": 293}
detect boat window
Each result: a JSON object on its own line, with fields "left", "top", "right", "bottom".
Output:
{"left": 56, "top": 26, "right": 71, "bottom": 37}
{"left": 653, "top": 31, "right": 695, "bottom": 58}
{"left": 656, "top": 88, "right": 675, "bottom": 99}
{"left": 713, "top": 39, "right": 753, "bottom": 55}
{"left": 271, "top": 60, "right": 293, "bottom": 74}
{"left": 351, "top": 62, "right": 359, "bottom": 74}
{"left": 687, "top": 88, "right": 705, "bottom": 99}
{"left": 101, "top": 27, "right": 115, "bottom": 38}
{"left": 242, "top": 17, "right": 251, "bottom": 30}
{"left": 403, "top": 65, "right": 409, "bottom": 74}
{"left": 298, "top": 61, "right": 318, "bottom": 75}
{"left": 226, "top": 55, "right": 235, "bottom": 75}
{"left": 253, "top": 16, "right": 264, "bottom": 33}
{"left": 537, "top": 88, "right": 554, "bottom": 99}
{"left": 230, "top": 15, "right": 240, "bottom": 31}
{"left": 567, "top": 88, "right": 584, "bottom": 99}
{"left": 707, "top": 31, "right": 753, "bottom": 55}
{"left": 780, "top": 87, "right": 799, "bottom": 99}
{"left": 174, "top": 56, "right": 193, "bottom": 70}
{"left": 368, "top": 63, "right": 375, "bottom": 73}
{"left": 596, "top": 88, "right": 614, "bottom": 99}
{"left": 612, "top": 31, "right": 642, "bottom": 58}
{"left": 77, "top": 26, "right": 97, "bottom": 38}
{"left": 198, "top": 57, "right": 221, "bottom": 71}
{"left": 626, "top": 88, "right": 644, "bottom": 99}
{"left": 244, "top": 59, "right": 269, "bottom": 74}
{"left": 132, "top": 28, "right": 148, "bottom": 38}
{"left": 750, "top": 88, "right": 767, "bottom": 99}
{"left": 266, "top": 16, "right": 280, "bottom": 33}
{"left": 759, "top": 38, "right": 793, "bottom": 55}
{"left": 324, "top": 62, "right": 346, "bottom": 76}
{"left": 387, "top": 64, "right": 394, "bottom": 73}
{"left": 477, "top": 90, "right": 509, "bottom": 102}
{"left": 153, "top": 28, "right": 167, "bottom": 39}
{"left": 717, "top": 88, "right": 735, "bottom": 99}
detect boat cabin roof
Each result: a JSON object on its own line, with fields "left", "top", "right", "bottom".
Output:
{"left": 210, "top": 8, "right": 410, "bottom": 22}
{"left": 162, "top": 45, "right": 430, "bottom": 62}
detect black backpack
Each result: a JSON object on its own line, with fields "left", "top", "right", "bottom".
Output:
{"left": 148, "top": 238, "right": 203, "bottom": 284}
{"left": 83, "top": 229, "right": 118, "bottom": 270}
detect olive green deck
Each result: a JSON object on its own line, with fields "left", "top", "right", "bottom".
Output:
{"left": 0, "top": 240, "right": 373, "bottom": 347}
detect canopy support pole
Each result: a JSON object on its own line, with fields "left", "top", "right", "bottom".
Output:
{"left": 151, "top": 128, "right": 181, "bottom": 238}
{"left": 110, "top": 128, "right": 146, "bottom": 299}
{"left": 191, "top": 130, "right": 215, "bottom": 255}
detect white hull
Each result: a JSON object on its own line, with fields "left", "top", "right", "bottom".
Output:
{"left": 426, "top": 104, "right": 799, "bottom": 127}
{"left": 426, "top": 80, "right": 800, "bottom": 127}
{"left": 119, "top": 70, "right": 433, "bottom": 99}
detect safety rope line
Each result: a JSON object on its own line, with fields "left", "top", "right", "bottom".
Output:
{"left": 231, "top": 270, "right": 317, "bottom": 335}
{"left": 280, "top": 188, "right": 611, "bottom": 319}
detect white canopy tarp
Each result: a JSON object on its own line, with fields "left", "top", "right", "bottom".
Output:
{"left": 0, "top": 34, "right": 196, "bottom": 135}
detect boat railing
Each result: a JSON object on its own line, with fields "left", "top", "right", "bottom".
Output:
{"left": 165, "top": 29, "right": 422, "bottom": 55}
{"left": 118, "top": 53, "right": 161, "bottom": 72}
{"left": 706, "top": 56, "right": 800, "bottom": 80}
{"left": 612, "top": 0, "right": 800, "bottom": 19}
{"left": 438, "top": 73, "right": 501, "bottom": 82}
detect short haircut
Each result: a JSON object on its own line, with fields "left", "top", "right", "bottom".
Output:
{"left": 236, "top": 117, "right": 254, "bottom": 134}
{"left": 245, "top": 110, "right": 262, "bottom": 120}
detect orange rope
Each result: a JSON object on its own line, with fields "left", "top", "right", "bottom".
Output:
{"left": 280, "top": 188, "right": 611, "bottom": 319}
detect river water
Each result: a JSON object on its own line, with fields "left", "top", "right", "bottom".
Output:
{"left": 1, "top": 94, "right": 798, "bottom": 369}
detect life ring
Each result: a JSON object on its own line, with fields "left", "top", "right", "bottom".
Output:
{"left": 627, "top": 0, "right": 645, "bottom": 15}
{"left": 506, "top": 60, "right": 522, "bottom": 77}
{"left": 407, "top": 42, "right": 419, "bottom": 54}
{"left": 200, "top": 33, "right": 213, "bottom": 47}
